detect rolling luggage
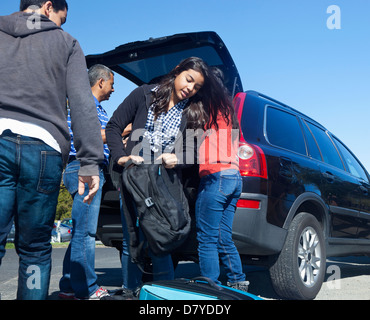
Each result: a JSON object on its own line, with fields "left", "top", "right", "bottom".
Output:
{"left": 138, "top": 277, "right": 262, "bottom": 300}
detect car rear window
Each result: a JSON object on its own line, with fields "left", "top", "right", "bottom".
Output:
{"left": 118, "top": 46, "right": 223, "bottom": 84}
{"left": 265, "top": 106, "right": 307, "bottom": 155}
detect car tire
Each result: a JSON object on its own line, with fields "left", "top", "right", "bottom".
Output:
{"left": 269, "top": 212, "right": 326, "bottom": 300}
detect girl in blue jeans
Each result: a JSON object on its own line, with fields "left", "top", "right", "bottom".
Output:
{"left": 195, "top": 169, "right": 247, "bottom": 289}
{"left": 187, "top": 67, "right": 249, "bottom": 291}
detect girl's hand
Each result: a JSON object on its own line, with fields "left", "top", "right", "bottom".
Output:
{"left": 157, "top": 153, "right": 178, "bottom": 169}
{"left": 117, "top": 155, "right": 144, "bottom": 167}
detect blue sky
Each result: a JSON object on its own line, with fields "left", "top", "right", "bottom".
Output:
{"left": 2, "top": 0, "right": 370, "bottom": 172}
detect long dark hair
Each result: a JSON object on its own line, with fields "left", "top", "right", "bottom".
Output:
{"left": 152, "top": 57, "right": 209, "bottom": 118}
{"left": 153, "top": 57, "right": 239, "bottom": 131}
{"left": 202, "top": 66, "right": 239, "bottom": 131}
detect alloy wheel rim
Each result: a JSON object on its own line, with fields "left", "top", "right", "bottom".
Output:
{"left": 297, "top": 226, "right": 322, "bottom": 287}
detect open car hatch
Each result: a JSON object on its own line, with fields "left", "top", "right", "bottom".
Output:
{"left": 85, "top": 31, "right": 243, "bottom": 97}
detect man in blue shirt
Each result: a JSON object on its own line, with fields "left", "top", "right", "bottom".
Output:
{"left": 59, "top": 64, "right": 114, "bottom": 300}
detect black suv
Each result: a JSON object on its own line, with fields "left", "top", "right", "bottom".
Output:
{"left": 86, "top": 31, "right": 370, "bottom": 300}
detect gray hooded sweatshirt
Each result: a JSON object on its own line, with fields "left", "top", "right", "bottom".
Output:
{"left": 0, "top": 12, "right": 103, "bottom": 176}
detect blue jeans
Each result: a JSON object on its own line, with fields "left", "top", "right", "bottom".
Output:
{"left": 0, "top": 130, "right": 63, "bottom": 300}
{"left": 195, "top": 169, "right": 245, "bottom": 285}
{"left": 119, "top": 193, "right": 174, "bottom": 290}
{"left": 59, "top": 160, "right": 105, "bottom": 298}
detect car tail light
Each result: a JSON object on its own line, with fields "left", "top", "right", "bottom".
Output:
{"left": 233, "top": 92, "right": 267, "bottom": 179}
{"left": 238, "top": 141, "right": 267, "bottom": 179}
{"left": 233, "top": 92, "right": 246, "bottom": 124}
{"left": 236, "top": 199, "right": 261, "bottom": 209}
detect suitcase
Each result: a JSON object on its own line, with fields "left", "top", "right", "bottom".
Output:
{"left": 138, "top": 277, "right": 263, "bottom": 300}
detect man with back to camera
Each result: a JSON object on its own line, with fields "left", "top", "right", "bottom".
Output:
{"left": 0, "top": 0, "right": 104, "bottom": 300}
{"left": 59, "top": 65, "right": 114, "bottom": 300}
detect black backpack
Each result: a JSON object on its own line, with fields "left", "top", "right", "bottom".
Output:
{"left": 121, "top": 162, "right": 191, "bottom": 263}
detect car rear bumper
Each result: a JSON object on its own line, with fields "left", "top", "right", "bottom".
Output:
{"left": 96, "top": 224, "right": 123, "bottom": 248}
{"left": 232, "top": 193, "right": 287, "bottom": 256}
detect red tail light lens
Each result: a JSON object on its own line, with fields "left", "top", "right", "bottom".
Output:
{"left": 236, "top": 199, "right": 261, "bottom": 209}
{"left": 238, "top": 142, "right": 267, "bottom": 179}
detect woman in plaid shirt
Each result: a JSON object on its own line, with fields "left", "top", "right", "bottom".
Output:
{"left": 106, "top": 57, "right": 210, "bottom": 292}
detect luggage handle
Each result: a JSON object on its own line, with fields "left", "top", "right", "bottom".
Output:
{"left": 189, "top": 277, "right": 223, "bottom": 291}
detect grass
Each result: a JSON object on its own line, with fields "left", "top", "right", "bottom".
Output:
{"left": 5, "top": 243, "right": 15, "bottom": 249}
{"left": 5, "top": 242, "right": 70, "bottom": 249}
{"left": 5, "top": 242, "right": 106, "bottom": 249}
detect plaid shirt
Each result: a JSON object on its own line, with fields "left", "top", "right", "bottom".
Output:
{"left": 68, "top": 96, "right": 109, "bottom": 165}
{"left": 143, "top": 98, "right": 188, "bottom": 153}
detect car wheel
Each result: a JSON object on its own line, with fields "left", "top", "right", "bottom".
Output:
{"left": 269, "top": 212, "right": 326, "bottom": 300}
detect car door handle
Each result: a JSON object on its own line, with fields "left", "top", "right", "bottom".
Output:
{"left": 322, "top": 171, "right": 334, "bottom": 183}
{"left": 279, "top": 157, "right": 293, "bottom": 179}
{"left": 360, "top": 186, "right": 368, "bottom": 195}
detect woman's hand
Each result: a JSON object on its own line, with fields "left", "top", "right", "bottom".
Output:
{"left": 157, "top": 153, "right": 178, "bottom": 169}
{"left": 117, "top": 155, "right": 144, "bottom": 167}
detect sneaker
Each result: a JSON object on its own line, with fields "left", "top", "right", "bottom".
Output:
{"left": 58, "top": 291, "right": 75, "bottom": 300}
{"left": 74, "top": 287, "right": 110, "bottom": 300}
{"left": 89, "top": 287, "right": 110, "bottom": 300}
{"left": 133, "top": 286, "right": 141, "bottom": 298}
{"left": 101, "top": 288, "right": 137, "bottom": 300}
{"left": 227, "top": 280, "right": 250, "bottom": 292}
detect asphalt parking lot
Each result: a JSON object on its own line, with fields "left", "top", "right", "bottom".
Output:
{"left": 0, "top": 245, "right": 369, "bottom": 300}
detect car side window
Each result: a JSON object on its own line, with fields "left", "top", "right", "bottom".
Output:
{"left": 305, "top": 122, "right": 344, "bottom": 170}
{"left": 265, "top": 106, "right": 306, "bottom": 155}
{"left": 302, "top": 120, "right": 322, "bottom": 161}
{"left": 333, "top": 137, "right": 369, "bottom": 182}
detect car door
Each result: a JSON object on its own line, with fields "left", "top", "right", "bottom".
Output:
{"left": 358, "top": 180, "right": 370, "bottom": 239}
{"left": 333, "top": 136, "right": 370, "bottom": 240}
{"left": 319, "top": 164, "right": 362, "bottom": 239}
{"left": 263, "top": 106, "right": 313, "bottom": 227}
{"left": 304, "top": 121, "right": 361, "bottom": 238}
